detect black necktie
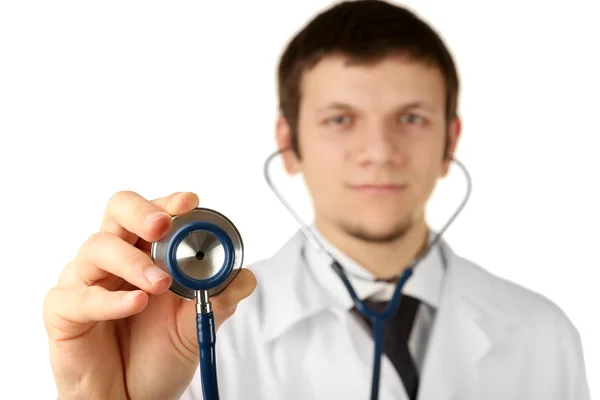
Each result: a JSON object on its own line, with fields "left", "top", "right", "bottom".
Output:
{"left": 351, "top": 295, "right": 421, "bottom": 400}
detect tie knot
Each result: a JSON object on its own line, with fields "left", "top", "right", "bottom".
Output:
{"left": 361, "top": 298, "right": 388, "bottom": 313}
{"left": 354, "top": 294, "right": 420, "bottom": 316}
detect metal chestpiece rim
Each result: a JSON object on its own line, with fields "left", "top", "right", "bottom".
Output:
{"left": 151, "top": 207, "right": 244, "bottom": 300}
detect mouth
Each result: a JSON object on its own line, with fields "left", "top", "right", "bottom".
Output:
{"left": 348, "top": 184, "right": 408, "bottom": 195}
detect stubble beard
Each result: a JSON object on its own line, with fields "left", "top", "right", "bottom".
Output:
{"left": 339, "top": 217, "right": 415, "bottom": 244}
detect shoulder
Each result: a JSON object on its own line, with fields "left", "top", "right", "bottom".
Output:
{"left": 452, "top": 250, "right": 589, "bottom": 394}
{"left": 450, "top": 248, "right": 582, "bottom": 341}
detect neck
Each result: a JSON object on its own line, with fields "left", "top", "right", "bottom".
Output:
{"left": 315, "top": 217, "right": 430, "bottom": 280}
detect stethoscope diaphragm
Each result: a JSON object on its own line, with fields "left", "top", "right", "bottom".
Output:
{"left": 151, "top": 207, "right": 244, "bottom": 300}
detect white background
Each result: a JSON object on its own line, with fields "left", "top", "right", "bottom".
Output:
{"left": 1, "top": 0, "right": 598, "bottom": 398}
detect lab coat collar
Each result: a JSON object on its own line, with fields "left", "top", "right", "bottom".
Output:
{"left": 258, "top": 229, "right": 519, "bottom": 400}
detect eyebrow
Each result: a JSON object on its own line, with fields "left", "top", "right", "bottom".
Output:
{"left": 316, "top": 101, "right": 436, "bottom": 113}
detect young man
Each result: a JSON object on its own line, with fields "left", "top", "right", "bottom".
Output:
{"left": 43, "top": 1, "right": 590, "bottom": 399}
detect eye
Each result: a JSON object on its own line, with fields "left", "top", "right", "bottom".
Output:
{"left": 399, "top": 114, "right": 424, "bottom": 125}
{"left": 326, "top": 115, "right": 352, "bottom": 126}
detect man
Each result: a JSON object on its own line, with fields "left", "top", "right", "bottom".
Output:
{"left": 43, "top": 1, "right": 590, "bottom": 399}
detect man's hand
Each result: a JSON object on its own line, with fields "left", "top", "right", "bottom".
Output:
{"left": 43, "top": 191, "right": 257, "bottom": 400}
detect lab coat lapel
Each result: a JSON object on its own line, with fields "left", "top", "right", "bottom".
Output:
{"left": 417, "top": 245, "right": 496, "bottom": 400}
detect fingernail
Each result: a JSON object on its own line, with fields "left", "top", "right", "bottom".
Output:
{"left": 144, "top": 265, "right": 170, "bottom": 285}
{"left": 145, "top": 211, "right": 169, "bottom": 226}
{"left": 124, "top": 291, "right": 141, "bottom": 302}
{"left": 175, "top": 192, "right": 190, "bottom": 201}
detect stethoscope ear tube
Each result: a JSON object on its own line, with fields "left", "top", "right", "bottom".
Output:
{"left": 265, "top": 149, "right": 473, "bottom": 400}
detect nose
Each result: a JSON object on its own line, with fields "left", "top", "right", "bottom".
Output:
{"left": 353, "top": 122, "right": 400, "bottom": 167}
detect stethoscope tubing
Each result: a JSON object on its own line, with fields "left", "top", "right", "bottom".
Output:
{"left": 264, "top": 148, "right": 472, "bottom": 400}
{"left": 197, "top": 311, "right": 219, "bottom": 400}
{"left": 333, "top": 261, "right": 414, "bottom": 320}
{"left": 332, "top": 260, "right": 414, "bottom": 400}
{"left": 155, "top": 149, "right": 471, "bottom": 400}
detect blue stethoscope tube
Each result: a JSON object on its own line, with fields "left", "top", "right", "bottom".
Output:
{"left": 332, "top": 261, "right": 414, "bottom": 400}
{"left": 165, "top": 221, "right": 238, "bottom": 400}
{"left": 264, "top": 148, "right": 472, "bottom": 400}
{"left": 197, "top": 311, "right": 219, "bottom": 400}
{"left": 157, "top": 150, "right": 470, "bottom": 400}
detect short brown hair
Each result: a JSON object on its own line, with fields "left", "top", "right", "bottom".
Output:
{"left": 277, "top": 0, "right": 460, "bottom": 157}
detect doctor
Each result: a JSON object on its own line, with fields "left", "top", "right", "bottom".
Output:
{"left": 43, "top": 1, "right": 590, "bottom": 399}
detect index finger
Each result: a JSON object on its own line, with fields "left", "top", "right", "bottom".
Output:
{"left": 99, "top": 191, "right": 173, "bottom": 244}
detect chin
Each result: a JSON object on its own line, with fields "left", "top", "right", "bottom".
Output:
{"left": 339, "top": 216, "right": 414, "bottom": 243}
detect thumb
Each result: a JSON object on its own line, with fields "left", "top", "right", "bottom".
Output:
{"left": 178, "top": 269, "right": 257, "bottom": 347}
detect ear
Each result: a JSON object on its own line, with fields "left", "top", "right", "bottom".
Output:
{"left": 275, "top": 115, "right": 301, "bottom": 175}
{"left": 440, "top": 116, "right": 462, "bottom": 177}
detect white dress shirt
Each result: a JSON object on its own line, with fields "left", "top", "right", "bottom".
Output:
{"left": 305, "top": 227, "right": 445, "bottom": 374}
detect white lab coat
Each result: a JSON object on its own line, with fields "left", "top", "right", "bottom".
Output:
{"left": 181, "top": 230, "right": 590, "bottom": 400}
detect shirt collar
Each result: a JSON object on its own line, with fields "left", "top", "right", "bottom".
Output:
{"left": 259, "top": 227, "right": 447, "bottom": 342}
{"left": 304, "top": 224, "right": 446, "bottom": 310}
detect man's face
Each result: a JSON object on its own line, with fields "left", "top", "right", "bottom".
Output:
{"left": 277, "top": 55, "right": 460, "bottom": 242}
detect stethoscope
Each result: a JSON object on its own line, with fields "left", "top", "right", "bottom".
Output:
{"left": 151, "top": 208, "right": 244, "bottom": 400}
{"left": 151, "top": 148, "right": 472, "bottom": 400}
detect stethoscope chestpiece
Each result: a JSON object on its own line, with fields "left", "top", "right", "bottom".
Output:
{"left": 151, "top": 207, "right": 244, "bottom": 300}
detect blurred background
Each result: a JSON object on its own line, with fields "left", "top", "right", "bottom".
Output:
{"left": 0, "top": 0, "right": 598, "bottom": 398}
